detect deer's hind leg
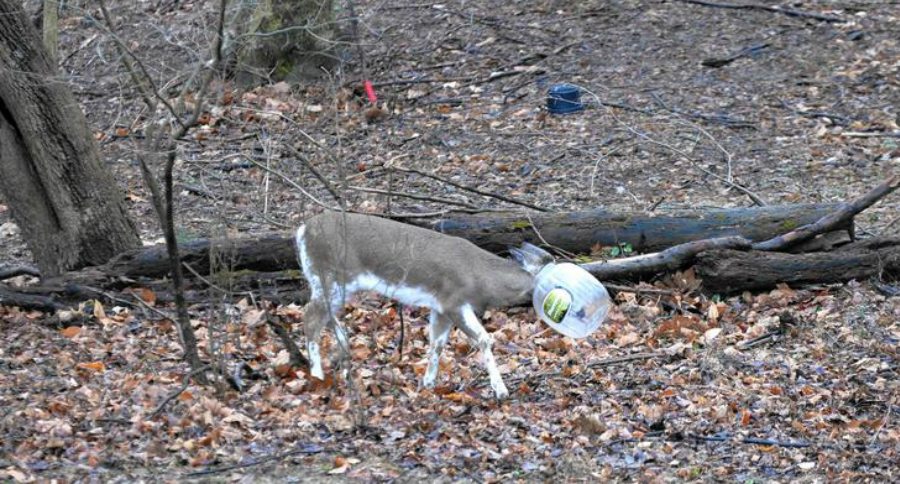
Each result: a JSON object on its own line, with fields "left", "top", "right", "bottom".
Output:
{"left": 456, "top": 304, "right": 509, "bottom": 399}
{"left": 302, "top": 300, "right": 329, "bottom": 380}
{"left": 423, "top": 311, "right": 454, "bottom": 389}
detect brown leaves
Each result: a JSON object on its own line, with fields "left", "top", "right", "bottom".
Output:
{"left": 60, "top": 326, "right": 81, "bottom": 338}
{"left": 127, "top": 287, "right": 157, "bottom": 306}
{"left": 649, "top": 314, "right": 709, "bottom": 345}
{"left": 2, "top": 264, "right": 897, "bottom": 480}
{"left": 76, "top": 361, "right": 106, "bottom": 373}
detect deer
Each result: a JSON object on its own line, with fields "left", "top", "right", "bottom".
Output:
{"left": 295, "top": 211, "right": 554, "bottom": 399}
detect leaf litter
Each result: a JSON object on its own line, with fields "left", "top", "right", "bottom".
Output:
{"left": 1, "top": 280, "right": 897, "bottom": 481}
{"left": 1, "top": 0, "right": 899, "bottom": 481}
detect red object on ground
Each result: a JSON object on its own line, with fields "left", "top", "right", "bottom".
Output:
{"left": 364, "top": 80, "right": 378, "bottom": 104}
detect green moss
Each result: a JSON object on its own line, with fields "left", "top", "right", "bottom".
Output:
{"left": 281, "top": 269, "right": 303, "bottom": 278}
{"left": 509, "top": 220, "right": 532, "bottom": 230}
{"left": 274, "top": 59, "right": 294, "bottom": 79}
{"left": 781, "top": 219, "right": 799, "bottom": 230}
{"left": 262, "top": 14, "right": 282, "bottom": 32}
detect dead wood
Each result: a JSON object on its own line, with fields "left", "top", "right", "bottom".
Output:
{"left": 581, "top": 236, "right": 752, "bottom": 281}
{"left": 0, "top": 204, "right": 850, "bottom": 312}
{"left": 102, "top": 233, "right": 298, "bottom": 279}
{"left": 753, "top": 175, "right": 898, "bottom": 251}
{"left": 432, "top": 203, "right": 846, "bottom": 254}
{"left": 0, "top": 264, "right": 40, "bottom": 280}
{"left": 0, "top": 284, "right": 62, "bottom": 311}
{"left": 91, "top": 203, "right": 843, "bottom": 280}
{"left": 0, "top": 199, "right": 886, "bottom": 312}
{"left": 674, "top": 0, "right": 844, "bottom": 23}
{"left": 695, "top": 237, "right": 900, "bottom": 293}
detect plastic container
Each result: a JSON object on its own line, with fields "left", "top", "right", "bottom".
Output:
{"left": 547, "top": 84, "right": 584, "bottom": 114}
{"left": 532, "top": 263, "right": 611, "bottom": 338}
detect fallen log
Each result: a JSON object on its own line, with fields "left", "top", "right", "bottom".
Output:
{"left": 103, "top": 233, "right": 298, "bottom": 279}
{"left": 431, "top": 203, "right": 848, "bottom": 254}
{"left": 88, "top": 204, "right": 844, "bottom": 280}
{"left": 0, "top": 285, "right": 63, "bottom": 311}
{"left": 695, "top": 237, "right": 900, "bottom": 293}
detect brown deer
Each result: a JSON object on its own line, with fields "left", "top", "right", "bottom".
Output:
{"left": 295, "top": 211, "right": 552, "bottom": 399}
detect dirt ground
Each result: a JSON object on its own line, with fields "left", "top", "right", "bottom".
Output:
{"left": 1, "top": 0, "right": 898, "bottom": 481}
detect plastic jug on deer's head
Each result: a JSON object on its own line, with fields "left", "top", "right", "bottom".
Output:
{"left": 532, "top": 262, "right": 610, "bottom": 339}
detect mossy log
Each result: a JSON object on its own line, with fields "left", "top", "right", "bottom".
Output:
{"left": 430, "top": 203, "right": 848, "bottom": 253}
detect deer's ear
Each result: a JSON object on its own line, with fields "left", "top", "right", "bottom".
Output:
{"left": 510, "top": 242, "right": 553, "bottom": 275}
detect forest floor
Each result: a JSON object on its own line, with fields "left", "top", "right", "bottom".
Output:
{"left": 1, "top": 0, "right": 898, "bottom": 481}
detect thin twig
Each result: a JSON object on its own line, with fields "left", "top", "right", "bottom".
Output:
{"left": 283, "top": 145, "right": 342, "bottom": 202}
{"left": 587, "top": 352, "right": 662, "bottom": 368}
{"left": 182, "top": 262, "right": 255, "bottom": 297}
{"left": 686, "top": 433, "right": 813, "bottom": 448}
{"left": 382, "top": 207, "right": 520, "bottom": 218}
{"left": 184, "top": 444, "right": 327, "bottom": 477}
{"left": 349, "top": 185, "right": 484, "bottom": 210}
{"left": 736, "top": 331, "right": 779, "bottom": 350}
{"left": 840, "top": 131, "right": 900, "bottom": 138}
{"left": 96, "top": 0, "right": 183, "bottom": 128}
{"left": 390, "top": 166, "right": 547, "bottom": 212}
{"left": 246, "top": 157, "right": 336, "bottom": 210}
{"left": 604, "top": 283, "right": 676, "bottom": 296}
{"left": 150, "top": 365, "right": 211, "bottom": 418}
{"left": 513, "top": 352, "right": 662, "bottom": 385}
{"left": 674, "top": 0, "right": 844, "bottom": 23}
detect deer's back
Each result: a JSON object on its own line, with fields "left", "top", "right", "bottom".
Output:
{"left": 302, "top": 212, "right": 533, "bottom": 311}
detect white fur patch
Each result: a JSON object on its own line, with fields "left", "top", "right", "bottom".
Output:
{"left": 345, "top": 272, "right": 444, "bottom": 313}
{"left": 295, "top": 225, "right": 324, "bottom": 300}
{"left": 307, "top": 340, "right": 324, "bottom": 380}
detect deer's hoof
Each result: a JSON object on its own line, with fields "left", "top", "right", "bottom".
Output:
{"left": 310, "top": 366, "right": 325, "bottom": 380}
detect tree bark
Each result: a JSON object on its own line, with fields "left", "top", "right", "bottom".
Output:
{"left": 0, "top": 0, "right": 140, "bottom": 276}
{"left": 430, "top": 203, "right": 849, "bottom": 254}
{"left": 695, "top": 238, "right": 900, "bottom": 293}
{"left": 231, "top": 0, "right": 338, "bottom": 86}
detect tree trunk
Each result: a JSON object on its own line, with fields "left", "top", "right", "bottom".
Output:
{"left": 231, "top": 0, "right": 338, "bottom": 86}
{"left": 0, "top": 0, "right": 140, "bottom": 276}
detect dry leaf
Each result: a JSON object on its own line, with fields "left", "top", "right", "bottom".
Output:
{"left": 444, "top": 392, "right": 477, "bottom": 405}
{"left": 60, "top": 326, "right": 82, "bottom": 338}
{"left": 76, "top": 361, "right": 106, "bottom": 372}
{"left": 615, "top": 331, "right": 641, "bottom": 347}
{"left": 130, "top": 287, "right": 157, "bottom": 306}
{"left": 702, "top": 327, "right": 722, "bottom": 344}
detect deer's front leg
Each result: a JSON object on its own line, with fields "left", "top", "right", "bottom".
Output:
{"left": 423, "top": 311, "right": 453, "bottom": 389}
{"left": 457, "top": 304, "right": 509, "bottom": 399}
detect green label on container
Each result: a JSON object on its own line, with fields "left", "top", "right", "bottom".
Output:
{"left": 543, "top": 288, "right": 572, "bottom": 324}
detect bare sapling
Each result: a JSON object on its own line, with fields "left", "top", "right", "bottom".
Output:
{"left": 295, "top": 211, "right": 553, "bottom": 399}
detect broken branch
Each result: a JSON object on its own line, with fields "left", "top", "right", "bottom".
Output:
{"left": 753, "top": 175, "right": 898, "bottom": 251}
